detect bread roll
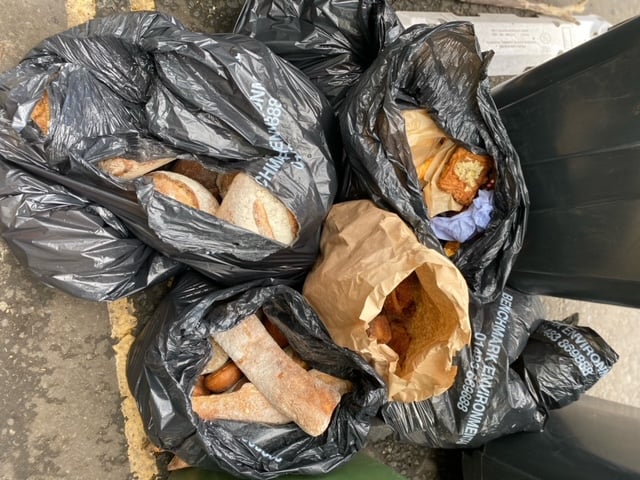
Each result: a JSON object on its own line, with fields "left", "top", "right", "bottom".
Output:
{"left": 193, "top": 375, "right": 210, "bottom": 397}
{"left": 378, "top": 272, "right": 458, "bottom": 377}
{"left": 215, "top": 173, "right": 298, "bottom": 245}
{"left": 98, "top": 157, "right": 176, "bottom": 180}
{"left": 204, "top": 361, "right": 245, "bottom": 393}
{"left": 151, "top": 171, "right": 219, "bottom": 215}
{"left": 367, "top": 314, "right": 392, "bottom": 344}
{"left": 216, "top": 172, "right": 238, "bottom": 198}
{"left": 31, "top": 91, "right": 50, "bottom": 135}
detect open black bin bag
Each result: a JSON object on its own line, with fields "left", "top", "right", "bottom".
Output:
{"left": 0, "top": 12, "right": 339, "bottom": 293}
{"left": 127, "top": 271, "right": 387, "bottom": 479}
{"left": 340, "top": 22, "right": 528, "bottom": 303}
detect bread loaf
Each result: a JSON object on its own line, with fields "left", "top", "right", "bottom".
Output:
{"left": 98, "top": 157, "right": 176, "bottom": 180}
{"left": 212, "top": 314, "right": 341, "bottom": 437}
{"left": 151, "top": 171, "right": 219, "bottom": 215}
{"left": 215, "top": 173, "right": 298, "bottom": 245}
{"left": 201, "top": 339, "right": 230, "bottom": 375}
{"left": 172, "top": 159, "right": 220, "bottom": 198}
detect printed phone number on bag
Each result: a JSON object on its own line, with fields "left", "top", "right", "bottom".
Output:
{"left": 457, "top": 292, "right": 514, "bottom": 444}
{"left": 538, "top": 323, "right": 610, "bottom": 377}
{"left": 250, "top": 82, "right": 304, "bottom": 188}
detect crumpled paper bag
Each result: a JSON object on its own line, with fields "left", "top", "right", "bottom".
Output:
{"left": 303, "top": 200, "right": 471, "bottom": 402}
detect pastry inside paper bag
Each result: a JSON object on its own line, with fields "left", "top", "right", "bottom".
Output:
{"left": 402, "top": 109, "right": 494, "bottom": 204}
{"left": 402, "top": 108, "right": 495, "bottom": 241}
{"left": 368, "top": 272, "right": 457, "bottom": 378}
{"left": 437, "top": 147, "right": 492, "bottom": 207}
{"left": 303, "top": 200, "right": 471, "bottom": 402}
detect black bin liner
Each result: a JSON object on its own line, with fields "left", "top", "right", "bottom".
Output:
{"left": 493, "top": 16, "right": 640, "bottom": 308}
{"left": 340, "top": 22, "right": 529, "bottom": 303}
{"left": 127, "top": 271, "right": 387, "bottom": 479}
{"left": 234, "top": 0, "right": 403, "bottom": 111}
{"left": 380, "top": 289, "right": 618, "bottom": 448}
{"left": 0, "top": 12, "right": 339, "bottom": 290}
{"left": 0, "top": 119, "right": 180, "bottom": 301}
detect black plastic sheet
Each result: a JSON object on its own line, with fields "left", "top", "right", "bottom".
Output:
{"left": 340, "top": 22, "right": 529, "bottom": 303}
{"left": 380, "top": 289, "right": 618, "bottom": 448}
{"left": 127, "top": 271, "right": 387, "bottom": 479}
{"left": 234, "top": 0, "right": 402, "bottom": 111}
{"left": 0, "top": 119, "right": 180, "bottom": 301}
{"left": 0, "top": 12, "right": 339, "bottom": 293}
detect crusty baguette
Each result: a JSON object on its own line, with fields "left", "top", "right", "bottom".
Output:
{"left": 31, "top": 91, "right": 51, "bottom": 135}
{"left": 98, "top": 157, "right": 176, "bottom": 180}
{"left": 215, "top": 173, "right": 298, "bottom": 245}
{"left": 212, "top": 314, "right": 341, "bottom": 436}
{"left": 192, "top": 370, "right": 351, "bottom": 424}
{"left": 151, "top": 171, "right": 219, "bottom": 215}
{"left": 201, "top": 338, "right": 230, "bottom": 375}
{"left": 192, "top": 382, "right": 291, "bottom": 424}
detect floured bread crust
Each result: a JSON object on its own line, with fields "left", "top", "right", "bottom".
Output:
{"left": 151, "top": 171, "right": 219, "bottom": 215}
{"left": 215, "top": 172, "right": 299, "bottom": 245}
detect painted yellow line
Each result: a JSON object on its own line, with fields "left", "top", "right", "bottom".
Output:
{"left": 65, "top": 0, "right": 160, "bottom": 476}
{"left": 131, "top": 0, "right": 156, "bottom": 11}
{"left": 109, "top": 298, "right": 161, "bottom": 479}
{"left": 65, "top": 0, "right": 97, "bottom": 28}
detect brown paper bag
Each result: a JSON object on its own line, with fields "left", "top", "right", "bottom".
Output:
{"left": 401, "top": 109, "right": 463, "bottom": 217}
{"left": 422, "top": 141, "right": 463, "bottom": 217}
{"left": 402, "top": 109, "right": 448, "bottom": 174}
{"left": 303, "top": 200, "right": 471, "bottom": 402}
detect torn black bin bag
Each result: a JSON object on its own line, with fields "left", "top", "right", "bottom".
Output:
{"left": 340, "top": 22, "right": 528, "bottom": 303}
{"left": 380, "top": 289, "right": 617, "bottom": 448}
{"left": 0, "top": 12, "right": 339, "bottom": 287}
{"left": 234, "top": 0, "right": 403, "bottom": 111}
{"left": 0, "top": 121, "right": 180, "bottom": 301}
{"left": 127, "top": 271, "right": 387, "bottom": 479}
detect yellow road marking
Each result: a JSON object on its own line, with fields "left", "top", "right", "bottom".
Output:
{"left": 131, "top": 0, "right": 156, "bottom": 11}
{"left": 109, "top": 298, "right": 161, "bottom": 479}
{"left": 64, "top": 0, "right": 161, "bottom": 477}
{"left": 65, "top": 0, "right": 97, "bottom": 28}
